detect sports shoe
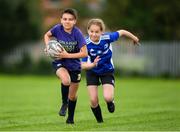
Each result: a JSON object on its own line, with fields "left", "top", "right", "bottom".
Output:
{"left": 59, "top": 103, "right": 68, "bottom": 116}
{"left": 66, "top": 118, "right": 74, "bottom": 124}
{"left": 107, "top": 101, "right": 115, "bottom": 113}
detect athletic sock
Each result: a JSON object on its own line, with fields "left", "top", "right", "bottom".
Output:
{"left": 107, "top": 101, "right": 115, "bottom": 113}
{"left": 61, "top": 83, "right": 69, "bottom": 104}
{"left": 91, "top": 104, "right": 103, "bottom": 123}
{"left": 67, "top": 99, "right": 77, "bottom": 122}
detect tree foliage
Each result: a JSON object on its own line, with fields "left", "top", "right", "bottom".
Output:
{"left": 0, "top": 0, "right": 42, "bottom": 59}
{"left": 102, "top": 0, "right": 180, "bottom": 40}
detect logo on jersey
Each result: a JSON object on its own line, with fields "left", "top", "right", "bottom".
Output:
{"left": 97, "top": 50, "right": 102, "bottom": 54}
{"left": 104, "top": 43, "right": 108, "bottom": 49}
{"left": 58, "top": 40, "right": 77, "bottom": 52}
{"left": 89, "top": 43, "right": 110, "bottom": 56}
{"left": 89, "top": 48, "right": 103, "bottom": 56}
{"left": 90, "top": 49, "right": 96, "bottom": 56}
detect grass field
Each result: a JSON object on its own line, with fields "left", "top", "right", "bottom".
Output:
{"left": 0, "top": 75, "right": 180, "bottom": 131}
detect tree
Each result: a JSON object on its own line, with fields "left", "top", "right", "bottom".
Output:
{"left": 0, "top": 0, "right": 42, "bottom": 62}
{"left": 102, "top": 0, "right": 180, "bottom": 40}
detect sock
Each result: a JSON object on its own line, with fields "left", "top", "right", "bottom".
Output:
{"left": 107, "top": 101, "right": 115, "bottom": 113}
{"left": 61, "top": 83, "right": 69, "bottom": 104}
{"left": 67, "top": 99, "right": 77, "bottom": 121}
{"left": 91, "top": 104, "right": 103, "bottom": 123}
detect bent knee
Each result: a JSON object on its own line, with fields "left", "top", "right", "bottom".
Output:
{"left": 104, "top": 95, "right": 113, "bottom": 102}
{"left": 68, "top": 95, "right": 76, "bottom": 101}
{"left": 90, "top": 99, "right": 98, "bottom": 107}
{"left": 61, "top": 79, "right": 71, "bottom": 86}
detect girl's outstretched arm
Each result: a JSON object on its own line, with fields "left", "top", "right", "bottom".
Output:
{"left": 117, "top": 30, "right": 139, "bottom": 44}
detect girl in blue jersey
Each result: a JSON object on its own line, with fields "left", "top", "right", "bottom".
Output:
{"left": 44, "top": 8, "right": 87, "bottom": 124}
{"left": 81, "top": 18, "right": 139, "bottom": 123}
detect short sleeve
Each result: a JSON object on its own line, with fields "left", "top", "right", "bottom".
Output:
{"left": 50, "top": 24, "right": 60, "bottom": 37}
{"left": 107, "top": 32, "right": 119, "bottom": 43}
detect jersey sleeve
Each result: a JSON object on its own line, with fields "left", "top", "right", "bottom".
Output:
{"left": 50, "top": 24, "right": 60, "bottom": 38}
{"left": 107, "top": 32, "right": 119, "bottom": 43}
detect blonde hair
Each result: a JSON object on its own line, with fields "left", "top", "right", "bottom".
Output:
{"left": 87, "top": 18, "right": 105, "bottom": 32}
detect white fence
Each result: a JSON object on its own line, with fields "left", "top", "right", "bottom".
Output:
{"left": 4, "top": 41, "right": 46, "bottom": 65}
{"left": 112, "top": 41, "right": 180, "bottom": 77}
{"left": 4, "top": 41, "right": 180, "bottom": 77}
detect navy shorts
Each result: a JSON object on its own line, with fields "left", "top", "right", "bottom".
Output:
{"left": 52, "top": 61, "right": 81, "bottom": 83}
{"left": 86, "top": 70, "right": 115, "bottom": 86}
{"left": 68, "top": 70, "right": 81, "bottom": 83}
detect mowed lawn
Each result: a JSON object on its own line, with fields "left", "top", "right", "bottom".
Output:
{"left": 0, "top": 75, "right": 180, "bottom": 131}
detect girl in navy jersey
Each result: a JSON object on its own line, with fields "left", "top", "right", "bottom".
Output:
{"left": 81, "top": 18, "right": 139, "bottom": 123}
{"left": 44, "top": 8, "right": 87, "bottom": 124}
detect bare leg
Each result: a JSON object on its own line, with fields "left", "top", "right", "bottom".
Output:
{"left": 103, "top": 84, "right": 115, "bottom": 113}
{"left": 88, "top": 85, "right": 103, "bottom": 123}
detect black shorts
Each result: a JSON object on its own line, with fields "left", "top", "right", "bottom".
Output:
{"left": 52, "top": 62, "right": 81, "bottom": 83}
{"left": 86, "top": 70, "right": 115, "bottom": 86}
{"left": 68, "top": 70, "right": 81, "bottom": 83}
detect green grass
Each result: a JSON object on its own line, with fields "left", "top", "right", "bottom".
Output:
{"left": 0, "top": 75, "right": 180, "bottom": 131}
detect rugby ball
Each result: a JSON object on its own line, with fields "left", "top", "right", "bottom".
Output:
{"left": 47, "top": 40, "right": 64, "bottom": 59}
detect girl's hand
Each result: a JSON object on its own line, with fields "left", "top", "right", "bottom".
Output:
{"left": 44, "top": 45, "right": 49, "bottom": 56}
{"left": 93, "top": 56, "right": 101, "bottom": 66}
{"left": 133, "top": 36, "right": 139, "bottom": 45}
{"left": 55, "top": 49, "right": 68, "bottom": 59}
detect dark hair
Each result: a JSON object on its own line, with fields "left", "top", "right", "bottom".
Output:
{"left": 61, "top": 8, "right": 78, "bottom": 20}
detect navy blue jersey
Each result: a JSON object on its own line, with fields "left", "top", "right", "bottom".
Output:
{"left": 50, "top": 24, "right": 86, "bottom": 71}
{"left": 82, "top": 32, "right": 119, "bottom": 75}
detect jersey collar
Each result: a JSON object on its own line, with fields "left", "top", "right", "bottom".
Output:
{"left": 88, "top": 36, "right": 101, "bottom": 45}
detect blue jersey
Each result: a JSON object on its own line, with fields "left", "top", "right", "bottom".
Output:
{"left": 50, "top": 24, "right": 86, "bottom": 71}
{"left": 82, "top": 32, "right": 119, "bottom": 75}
